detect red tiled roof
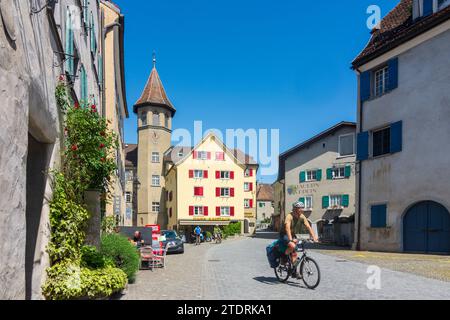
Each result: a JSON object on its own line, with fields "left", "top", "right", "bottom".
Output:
{"left": 353, "top": 0, "right": 450, "bottom": 68}
{"left": 134, "top": 66, "right": 176, "bottom": 114}
{"left": 257, "top": 184, "right": 274, "bottom": 202}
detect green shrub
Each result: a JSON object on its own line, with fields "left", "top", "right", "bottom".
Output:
{"left": 223, "top": 222, "right": 242, "bottom": 238}
{"left": 205, "top": 231, "right": 212, "bottom": 239}
{"left": 42, "top": 261, "right": 127, "bottom": 300}
{"left": 100, "top": 234, "right": 140, "bottom": 283}
{"left": 81, "top": 245, "right": 114, "bottom": 269}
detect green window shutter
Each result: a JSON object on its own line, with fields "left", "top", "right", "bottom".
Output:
{"left": 80, "top": 66, "right": 87, "bottom": 102}
{"left": 299, "top": 197, "right": 305, "bottom": 204}
{"left": 342, "top": 195, "right": 349, "bottom": 207}
{"left": 345, "top": 165, "right": 351, "bottom": 178}
{"left": 322, "top": 196, "right": 329, "bottom": 209}
{"left": 327, "top": 168, "right": 333, "bottom": 180}
{"left": 65, "top": 9, "right": 74, "bottom": 76}
{"left": 299, "top": 171, "right": 306, "bottom": 183}
{"left": 316, "top": 169, "right": 322, "bottom": 181}
{"left": 90, "top": 13, "right": 96, "bottom": 53}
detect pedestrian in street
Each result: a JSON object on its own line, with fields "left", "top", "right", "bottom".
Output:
{"left": 194, "top": 225, "right": 202, "bottom": 245}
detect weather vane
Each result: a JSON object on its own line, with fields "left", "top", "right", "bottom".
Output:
{"left": 153, "top": 51, "right": 156, "bottom": 68}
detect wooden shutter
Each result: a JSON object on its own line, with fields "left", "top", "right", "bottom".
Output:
{"left": 189, "top": 206, "right": 194, "bottom": 216}
{"left": 216, "top": 188, "right": 221, "bottom": 197}
{"left": 189, "top": 170, "right": 194, "bottom": 178}
{"left": 299, "top": 197, "right": 305, "bottom": 204}
{"left": 357, "top": 132, "right": 369, "bottom": 161}
{"left": 230, "top": 207, "right": 235, "bottom": 216}
{"left": 216, "top": 207, "right": 221, "bottom": 216}
{"left": 230, "top": 171, "right": 235, "bottom": 180}
{"left": 299, "top": 171, "right": 306, "bottom": 183}
{"left": 316, "top": 169, "right": 322, "bottom": 181}
{"left": 423, "top": 0, "right": 433, "bottom": 16}
{"left": 216, "top": 171, "right": 220, "bottom": 179}
{"left": 193, "top": 151, "right": 197, "bottom": 159}
{"left": 342, "top": 195, "right": 349, "bottom": 208}
{"left": 388, "top": 58, "right": 398, "bottom": 91}
{"left": 203, "top": 206, "right": 208, "bottom": 216}
{"left": 322, "top": 196, "right": 330, "bottom": 209}
{"left": 249, "top": 183, "right": 253, "bottom": 191}
{"left": 249, "top": 169, "right": 253, "bottom": 177}
{"left": 327, "top": 168, "right": 333, "bottom": 180}
{"left": 230, "top": 188, "right": 235, "bottom": 197}
{"left": 371, "top": 204, "right": 387, "bottom": 228}
{"left": 250, "top": 199, "right": 253, "bottom": 208}
{"left": 390, "top": 121, "right": 403, "bottom": 154}
{"left": 344, "top": 166, "right": 351, "bottom": 178}
{"left": 203, "top": 170, "right": 208, "bottom": 178}
{"left": 207, "top": 152, "right": 211, "bottom": 160}
{"left": 360, "top": 71, "right": 371, "bottom": 102}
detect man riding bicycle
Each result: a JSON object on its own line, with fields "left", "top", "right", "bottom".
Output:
{"left": 213, "top": 224, "right": 222, "bottom": 242}
{"left": 280, "top": 201, "right": 319, "bottom": 271}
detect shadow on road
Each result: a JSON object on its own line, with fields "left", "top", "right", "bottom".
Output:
{"left": 251, "top": 231, "right": 278, "bottom": 240}
{"left": 253, "top": 276, "right": 307, "bottom": 289}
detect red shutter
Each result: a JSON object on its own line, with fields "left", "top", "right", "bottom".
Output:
{"left": 230, "top": 188, "right": 235, "bottom": 197}
{"left": 194, "top": 187, "right": 198, "bottom": 196}
{"left": 216, "top": 171, "right": 220, "bottom": 179}
{"left": 189, "top": 170, "right": 194, "bottom": 178}
{"left": 199, "top": 187, "right": 204, "bottom": 196}
{"left": 250, "top": 183, "right": 253, "bottom": 191}
{"left": 216, "top": 188, "right": 221, "bottom": 197}
{"left": 216, "top": 207, "right": 221, "bottom": 216}
{"left": 189, "top": 206, "right": 194, "bottom": 216}
{"left": 250, "top": 169, "right": 253, "bottom": 177}
{"left": 230, "top": 171, "right": 234, "bottom": 180}
{"left": 207, "top": 152, "right": 211, "bottom": 160}
{"left": 203, "top": 206, "right": 208, "bottom": 216}
{"left": 204, "top": 170, "right": 208, "bottom": 178}
{"left": 230, "top": 207, "right": 235, "bottom": 216}
{"left": 250, "top": 199, "right": 253, "bottom": 208}
{"left": 193, "top": 151, "right": 197, "bottom": 159}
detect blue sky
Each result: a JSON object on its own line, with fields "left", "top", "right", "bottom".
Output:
{"left": 115, "top": 0, "right": 397, "bottom": 184}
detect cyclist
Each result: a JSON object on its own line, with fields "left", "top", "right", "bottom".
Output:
{"left": 194, "top": 225, "right": 202, "bottom": 245}
{"left": 279, "top": 201, "right": 318, "bottom": 270}
{"left": 213, "top": 224, "right": 222, "bottom": 243}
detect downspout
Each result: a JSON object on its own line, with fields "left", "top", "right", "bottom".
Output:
{"left": 355, "top": 66, "right": 363, "bottom": 251}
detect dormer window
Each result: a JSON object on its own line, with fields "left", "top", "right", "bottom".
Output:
{"left": 413, "top": 0, "right": 449, "bottom": 19}
{"left": 438, "top": 0, "right": 450, "bottom": 10}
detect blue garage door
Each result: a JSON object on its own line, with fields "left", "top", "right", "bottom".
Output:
{"left": 404, "top": 201, "right": 450, "bottom": 254}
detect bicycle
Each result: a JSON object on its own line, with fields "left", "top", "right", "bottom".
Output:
{"left": 274, "top": 239, "right": 321, "bottom": 289}
{"left": 214, "top": 233, "right": 222, "bottom": 244}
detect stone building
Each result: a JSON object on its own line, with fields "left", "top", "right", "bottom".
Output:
{"left": 352, "top": 0, "right": 450, "bottom": 253}
{"left": 277, "top": 122, "right": 357, "bottom": 241}
{"left": 100, "top": 0, "right": 129, "bottom": 226}
{"left": 134, "top": 60, "right": 176, "bottom": 227}
{"left": 256, "top": 184, "right": 274, "bottom": 227}
{"left": 271, "top": 180, "right": 285, "bottom": 232}
{"left": 0, "top": 0, "right": 103, "bottom": 299}
{"left": 164, "top": 133, "right": 258, "bottom": 235}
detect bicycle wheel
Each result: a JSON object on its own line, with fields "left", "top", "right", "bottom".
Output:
{"left": 274, "top": 261, "right": 290, "bottom": 283}
{"left": 299, "top": 257, "right": 320, "bottom": 289}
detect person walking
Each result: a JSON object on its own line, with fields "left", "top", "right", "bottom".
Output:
{"left": 194, "top": 225, "right": 202, "bottom": 245}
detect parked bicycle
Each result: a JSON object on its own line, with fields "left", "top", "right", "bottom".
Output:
{"left": 213, "top": 233, "right": 222, "bottom": 244}
{"left": 273, "top": 239, "right": 321, "bottom": 289}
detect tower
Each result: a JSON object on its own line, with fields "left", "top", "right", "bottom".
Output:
{"left": 134, "top": 56, "right": 176, "bottom": 227}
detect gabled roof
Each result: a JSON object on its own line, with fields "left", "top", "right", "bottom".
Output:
{"left": 134, "top": 66, "right": 176, "bottom": 115}
{"left": 124, "top": 144, "right": 138, "bottom": 167}
{"left": 277, "top": 121, "right": 356, "bottom": 181}
{"left": 352, "top": 0, "right": 450, "bottom": 68}
{"left": 163, "top": 133, "right": 258, "bottom": 167}
{"left": 256, "top": 184, "right": 274, "bottom": 202}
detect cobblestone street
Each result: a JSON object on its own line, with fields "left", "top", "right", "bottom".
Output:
{"left": 122, "top": 232, "right": 450, "bottom": 300}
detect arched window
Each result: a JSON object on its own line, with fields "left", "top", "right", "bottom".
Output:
{"left": 152, "top": 112, "right": 160, "bottom": 126}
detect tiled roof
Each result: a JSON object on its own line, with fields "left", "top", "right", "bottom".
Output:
{"left": 163, "top": 146, "right": 258, "bottom": 165}
{"left": 124, "top": 144, "right": 138, "bottom": 167}
{"left": 353, "top": 0, "right": 450, "bottom": 68}
{"left": 257, "top": 184, "right": 274, "bottom": 202}
{"left": 134, "top": 66, "right": 176, "bottom": 114}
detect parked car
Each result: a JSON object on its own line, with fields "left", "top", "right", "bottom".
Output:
{"left": 161, "top": 230, "right": 185, "bottom": 254}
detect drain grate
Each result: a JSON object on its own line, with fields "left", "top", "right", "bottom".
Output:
{"left": 336, "top": 259, "right": 348, "bottom": 263}
{"left": 208, "top": 260, "right": 221, "bottom": 262}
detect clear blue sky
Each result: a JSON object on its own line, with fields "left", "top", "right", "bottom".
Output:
{"left": 115, "top": 0, "right": 397, "bottom": 184}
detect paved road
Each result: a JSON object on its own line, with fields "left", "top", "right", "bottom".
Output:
{"left": 122, "top": 232, "right": 450, "bottom": 300}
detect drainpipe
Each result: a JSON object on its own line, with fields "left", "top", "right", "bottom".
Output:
{"left": 355, "top": 67, "right": 363, "bottom": 251}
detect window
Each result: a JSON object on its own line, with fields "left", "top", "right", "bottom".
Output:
{"left": 339, "top": 134, "right": 355, "bottom": 156}
{"left": 80, "top": 65, "right": 88, "bottom": 102}
{"left": 438, "top": 0, "right": 450, "bottom": 10}
{"left": 165, "top": 114, "right": 169, "bottom": 128}
{"left": 244, "top": 199, "right": 252, "bottom": 209}
{"left": 374, "top": 66, "right": 389, "bottom": 97}
{"left": 220, "top": 188, "right": 230, "bottom": 197}
{"left": 216, "top": 152, "right": 225, "bottom": 161}
{"left": 141, "top": 112, "right": 147, "bottom": 126}
{"left": 371, "top": 204, "right": 387, "bottom": 228}
{"left": 152, "top": 152, "right": 160, "bottom": 163}
{"left": 152, "top": 202, "right": 160, "bottom": 213}
{"left": 126, "top": 192, "right": 131, "bottom": 203}
{"left": 306, "top": 170, "right": 317, "bottom": 182}
{"left": 244, "top": 168, "right": 254, "bottom": 177}
{"left": 259, "top": 202, "right": 265, "bottom": 208}
{"left": 197, "top": 151, "right": 208, "bottom": 160}
{"left": 152, "top": 175, "right": 160, "bottom": 187}
{"left": 244, "top": 183, "right": 250, "bottom": 192}
{"left": 332, "top": 167, "right": 346, "bottom": 179}
{"left": 89, "top": 12, "right": 97, "bottom": 54}
{"left": 329, "top": 195, "right": 342, "bottom": 208}
{"left": 194, "top": 206, "right": 204, "bottom": 216}
{"left": 152, "top": 113, "right": 160, "bottom": 126}
{"left": 220, "top": 207, "right": 231, "bottom": 217}
{"left": 65, "top": 8, "right": 75, "bottom": 76}
{"left": 372, "top": 127, "right": 391, "bottom": 157}
{"left": 194, "top": 170, "right": 204, "bottom": 179}
{"left": 178, "top": 151, "right": 184, "bottom": 157}
{"left": 220, "top": 171, "right": 230, "bottom": 179}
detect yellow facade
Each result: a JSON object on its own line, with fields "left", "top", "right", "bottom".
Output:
{"left": 101, "top": 1, "right": 130, "bottom": 226}
{"left": 166, "top": 134, "right": 257, "bottom": 234}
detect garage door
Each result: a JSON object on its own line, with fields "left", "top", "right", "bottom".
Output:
{"left": 403, "top": 201, "right": 450, "bottom": 254}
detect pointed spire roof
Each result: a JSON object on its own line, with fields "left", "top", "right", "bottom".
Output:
{"left": 133, "top": 62, "right": 176, "bottom": 115}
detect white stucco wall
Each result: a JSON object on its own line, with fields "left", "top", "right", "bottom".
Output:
{"left": 357, "top": 27, "right": 450, "bottom": 252}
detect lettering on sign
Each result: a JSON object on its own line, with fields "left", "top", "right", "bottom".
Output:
{"left": 287, "top": 183, "right": 319, "bottom": 196}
